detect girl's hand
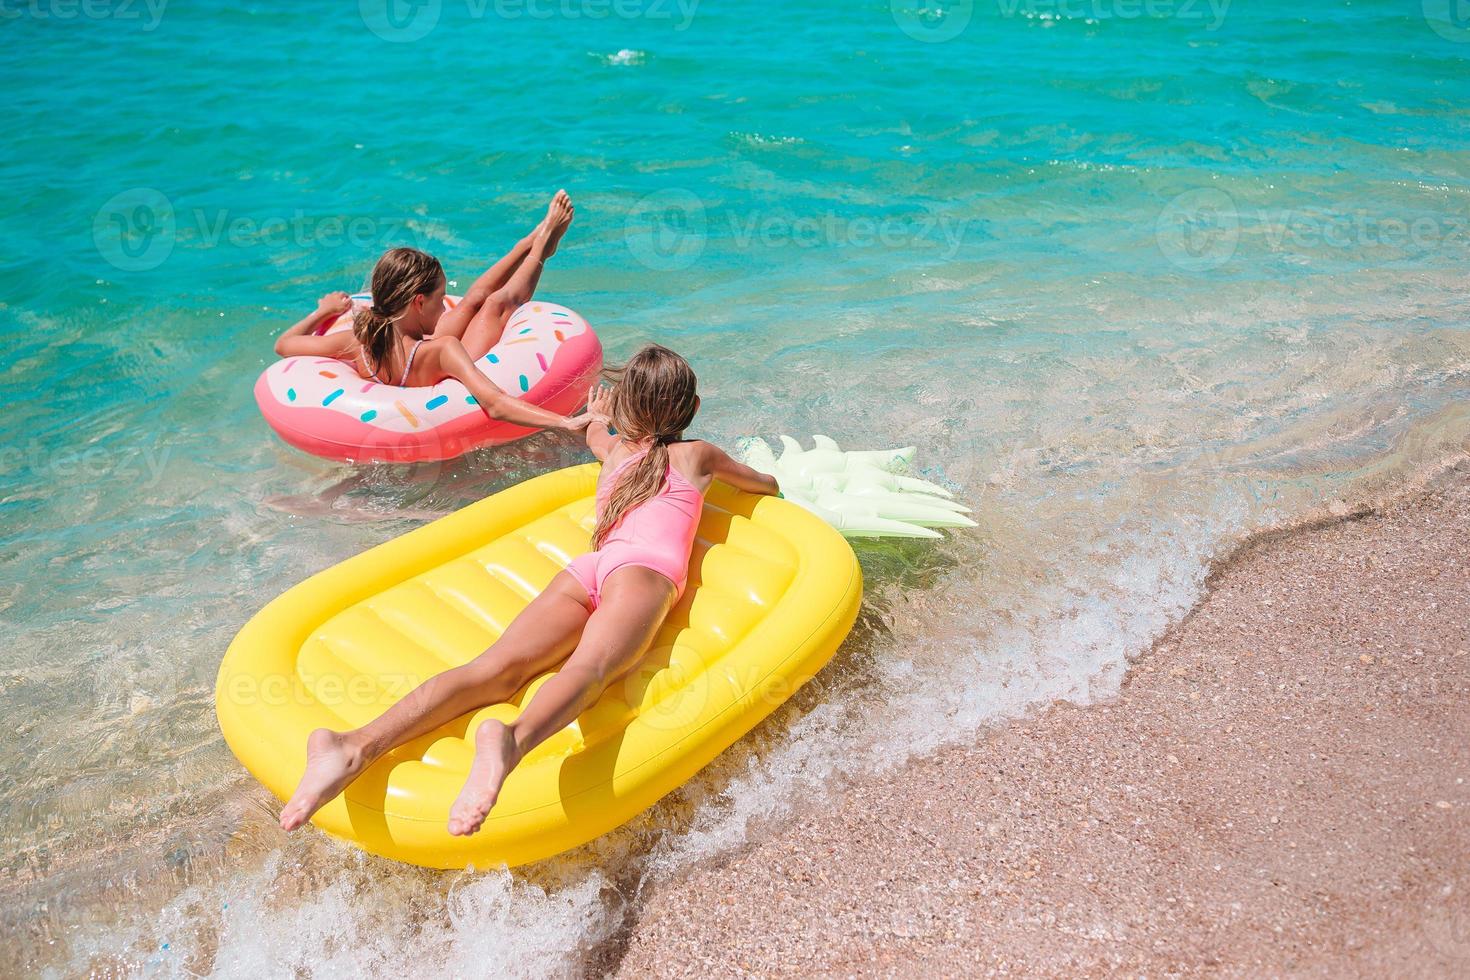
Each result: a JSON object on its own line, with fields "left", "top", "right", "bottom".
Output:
{"left": 561, "top": 414, "right": 594, "bottom": 433}
{"left": 276, "top": 292, "right": 356, "bottom": 353}
{"left": 316, "top": 291, "right": 352, "bottom": 317}
{"left": 580, "top": 387, "right": 618, "bottom": 460}
{"left": 585, "top": 382, "right": 613, "bottom": 423}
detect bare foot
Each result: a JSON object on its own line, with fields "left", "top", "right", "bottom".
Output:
{"left": 532, "top": 189, "right": 567, "bottom": 235}
{"left": 447, "top": 720, "right": 520, "bottom": 836}
{"left": 539, "top": 189, "right": 574, "bottom": 259}
{"left": 278, "top": 728, "right": 365, "bottom": 831}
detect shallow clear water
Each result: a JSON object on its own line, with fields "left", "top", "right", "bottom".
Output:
{"left": 3, "top": 0, "right": 1469, "bottom": 974}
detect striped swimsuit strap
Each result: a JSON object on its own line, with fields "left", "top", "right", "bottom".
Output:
{"left": 360, "top": 339, "right": 424, "bottom": 386}
{"left": 397, "top": 339, "right": 424, "bottom": 386}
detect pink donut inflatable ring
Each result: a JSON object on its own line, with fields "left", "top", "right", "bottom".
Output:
{"left": 255, "top": 294, "right": 603, "bottom": 463}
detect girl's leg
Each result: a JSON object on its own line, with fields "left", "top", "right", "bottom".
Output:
{"left": 447, "top": 565, "right": 675, "bottom": 835}
{"left": 433, "top": 191, "right": 574, "bottom": 345}
{"left": 430, "top": 234, "right": 535, "bottom": 342}
{"left": 459, "top": 192, "right": 575, "bottom": 359}
{"left": 279, "top": 572, "right": 593, "bottom": 831}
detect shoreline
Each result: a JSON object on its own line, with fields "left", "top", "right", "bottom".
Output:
{"left": 9, "top": 456, "right": 1470, "bottom": 977}
{"left": 604, "top": 462, "right": 1470, "bottom": 976}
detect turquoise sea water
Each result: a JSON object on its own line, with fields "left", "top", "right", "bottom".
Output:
{"left": 3, "top": 1, "right": 1469, "bottom": 973}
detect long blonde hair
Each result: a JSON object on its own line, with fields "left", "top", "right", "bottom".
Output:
{"left": 354, "top": 247, "right": 443, "bottom": 377}
{"left": 592, "top": 344, "right": 699, "bottom": 549}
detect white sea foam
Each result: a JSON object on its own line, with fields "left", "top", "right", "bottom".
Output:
{"left": 45, "top": 488, "right": 1246, "bottom": 978}
{"left": 596, "top": 49, "right": 646, "bottom": 67}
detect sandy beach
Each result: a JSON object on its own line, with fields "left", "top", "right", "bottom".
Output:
{"left": 606, "top": 465, "right": 1470, "bottom": 977}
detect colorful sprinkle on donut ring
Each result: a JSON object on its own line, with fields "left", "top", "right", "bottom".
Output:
{"left": 254, "top": 294, "right": 603, "bottom": 463}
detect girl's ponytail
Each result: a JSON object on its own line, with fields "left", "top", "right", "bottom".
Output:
{"left": 594, "top": 438, "right": 671, "bottom": 549}
{"left": 352, "top": 304, "right": 397, "bottom": 376}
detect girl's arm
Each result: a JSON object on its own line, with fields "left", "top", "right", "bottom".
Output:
{"left": 275, "top": 292, "right": 356, "bottom": 358}
{"left": 434, "top": 338, "right": 590, "bottom": 433}
{"left": 698, "top": 441, "right": 780, "bottom": 496}
{"left": 584, "top": 420, "right": 617, "bottom": 461}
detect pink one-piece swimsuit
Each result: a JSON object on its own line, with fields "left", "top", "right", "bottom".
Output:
{"left": 566, "top": 449, "right": 705, "bottom": 609}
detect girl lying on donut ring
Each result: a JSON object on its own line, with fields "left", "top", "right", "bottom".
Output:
{"left": 271, "top": 190, "right": 588, "bottom": 435}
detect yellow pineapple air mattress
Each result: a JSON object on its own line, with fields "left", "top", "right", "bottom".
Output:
{"left": 216, "top": 463, "right": 862, "bottom": 868}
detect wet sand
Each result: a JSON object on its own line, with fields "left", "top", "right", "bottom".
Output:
{"left": 607, "top": 466, "right": 1470, "bottom": 977}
